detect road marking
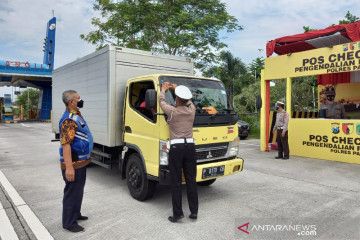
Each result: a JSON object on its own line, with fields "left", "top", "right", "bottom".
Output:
{"left": 240, "top": 142, "right": 260, "bottom": 147}
{"left": 20, "top": 123, "right": 30, "bottom": 127}
{"left": 0, "top": 201, "right": 19, "bottom": 240}
{"left": 0, "top": 170, "right": 54, "bottom": 240}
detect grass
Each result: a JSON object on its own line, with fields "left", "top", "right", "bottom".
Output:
{"left": 249, "top": 127, "right": 260, "bottom": 139}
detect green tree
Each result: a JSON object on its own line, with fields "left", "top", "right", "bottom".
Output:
{"left": 15, "top": 88, "right": 39, "bottom": 118}
{"left": 80, "top": 0, "right": 243, "bottom": 70}
{"left": 203, "top": 50, "right": 247, "bottom": 103}
{"left": 339, "top": 11, "right": 359, "bottom": 24}
{"left": 291, "top": 76, "right": 318, "bottom": 112}
{"left": 270, "top": 79, "right": 286, "bottom": 107}
{"left": 234, "top": 79, "right": 260, "bottom": 113}
{"left": 248, "top": 57, "right": 264, "bottom": 80}
{"left": 303, "top": 11, "right": 359, "bottom": 32}
{"left": 302, "top": 26, "right": 317, "bottom": 33}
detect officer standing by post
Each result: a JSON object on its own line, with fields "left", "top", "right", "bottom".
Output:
{"left": 59, "top": 90, "right": 93, "bottom": 232}
{"left": 159, "top": 82, "right": 198, "bottom": 223}
{"left": 273, "top": 101, "right": 289, "bottom": 160}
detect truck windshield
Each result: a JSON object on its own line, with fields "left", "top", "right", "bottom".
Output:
{"left": 4, "top": 107, "right": 12, "bottom": 113}
{"left": 159, "top": 76, "right": 234, "bottom": 115}
{"left": 159, "top": 76, "right": 238, "bottom": 126}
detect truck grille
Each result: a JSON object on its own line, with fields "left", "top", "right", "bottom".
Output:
{"left": 195, "top": 143, "right": 228, "bottom": 162}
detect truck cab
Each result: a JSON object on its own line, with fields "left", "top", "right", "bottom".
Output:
{"left": 121, "top": 74, "right": 244, "bottom": 200}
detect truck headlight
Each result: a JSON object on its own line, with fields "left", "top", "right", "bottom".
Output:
{"left": 228, "top": 137, "right": 240, "bottom": 157}
{"left": 159, "top": 140, "right": 169, "bottom": 165}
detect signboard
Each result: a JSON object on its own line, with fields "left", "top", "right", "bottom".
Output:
{"left": 264, "top": 42, "right": 360, "bottom": 80}
{"left": 319, "top": 82, "right": 360, "bottom": 119}
{"left": 289, "top": 119, "right": 360, "bottom": 164}
{"left": 0, "top": 60, "right": 49, "bottom": 69}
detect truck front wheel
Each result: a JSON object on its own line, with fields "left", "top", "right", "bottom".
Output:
{"left": 126, "top": 153, "right": 156, "bottom": 201}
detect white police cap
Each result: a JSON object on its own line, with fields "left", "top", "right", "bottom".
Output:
{"left": 175, "top": 85, "right": 192, "bottom": 100}
{"left": 277, "top": 101, "right": 285, "bottom": 105}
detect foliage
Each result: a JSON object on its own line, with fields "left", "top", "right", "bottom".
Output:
{"left": 14, "top": 88, "right": 39, "bottom": 118}
{"left": 303, "top": 11, "right": 359, "bottom": 32}
{"left": 203, "top": 52, "right": 263, "bottom": 132}
{"left": 81, "top": 0, "right": 243, "bottom": 70}
{"left": 269, "top": 79, "right": 287, "bottom": 109}
{"left": 234, "top": 80, "right": 260, "bottom": 113}
{"left": 248, "top": 57, "right": 264, "bottom": 80}
{"left": 339, "top": 11, "right": 360, "bottom": 24}
{"left": 203, "top": 50, "right": 247, "bottom": 103}
{"left": 291, "top": 76, "right": 318, "bottom": 111}
{"left": 302, "top": 26, "right": 317, "bottom": 33}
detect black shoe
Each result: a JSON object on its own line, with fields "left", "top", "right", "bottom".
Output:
{"left": 275, "top": 156, "right": 283, "bottom": 159}
{"left": 77, "top": 216, "right": 88, "bottom": 221}
{"left": 168, "top": 215, "right": 184, "bottom": 223}
{"left": 189, "top": 213, "right": 197, "bottom": 220}
{"left": 66, "top": 225, "right": 85, "bottom": 233}
{"left": 283, "top": 157, "right": 289, "bottom": 160}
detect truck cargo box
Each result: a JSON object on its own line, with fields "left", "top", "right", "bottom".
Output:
{"left": 52, "top": 45, "right": 193, "bottom": 147}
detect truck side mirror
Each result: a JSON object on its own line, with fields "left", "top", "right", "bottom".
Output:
{"left": 256, "top": 94, "right": 262, "bottom": 110}
{"left": 145, "top": 89, "right": 157, "bottom": 109}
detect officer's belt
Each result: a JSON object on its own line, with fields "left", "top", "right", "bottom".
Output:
{"left": 170, "top": 138, "right": 194, "bottom": 145}
{"left": 277, "top": 127, "right": 284, "bottom": 130}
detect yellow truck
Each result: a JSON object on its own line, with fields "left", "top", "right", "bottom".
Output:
{"left": 52, "top": 46, "right": 244, "bottom": 201}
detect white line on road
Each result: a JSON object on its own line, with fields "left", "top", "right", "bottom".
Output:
{"left": 240, "top": 142, "right": 260, "bottom": 147}
{"left": 0, "top": 200, "right": 19, "bottom": 240}
{"left": 0, "top": 170, "right": 54, "bottom": 240}
{"left": 20, "top": 123, "right": 31, "bottom": 128}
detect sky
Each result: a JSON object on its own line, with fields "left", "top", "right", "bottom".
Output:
{"left": 1, "top": 0, "right": 360, "bottom": 97}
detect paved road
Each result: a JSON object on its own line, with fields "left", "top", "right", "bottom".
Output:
{"left": 0, "top": 122, "right": 359, "bottom": 240}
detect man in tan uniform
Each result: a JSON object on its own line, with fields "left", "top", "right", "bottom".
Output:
{"left": 159, "top": 82, "right": 198, "bottom": 223}
{"left": 273, "top": 101, "right": 289, "bottom": 160}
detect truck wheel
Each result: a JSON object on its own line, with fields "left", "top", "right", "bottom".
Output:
{"left": 126, "top": 153, "right": 156, "bottom": 201}
{"left": 197, "top": 179, "right": 216, "bottom": 186}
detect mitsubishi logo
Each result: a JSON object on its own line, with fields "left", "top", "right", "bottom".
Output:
{"left": 206, "top": 151, "right": 213, "bottom": 159}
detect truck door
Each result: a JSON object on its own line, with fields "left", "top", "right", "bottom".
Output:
{"left": 123, "top": 80, "right": 160, "bottom": 177}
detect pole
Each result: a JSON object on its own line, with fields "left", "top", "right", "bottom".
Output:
{"left": 312, "top": 86, "right": 316, "bottom": 111}
{"left": 232, "top": 78, "right": 234, "bottom": 107}
{"left": 27, "top": 89, "right": 29, "bottom": 119}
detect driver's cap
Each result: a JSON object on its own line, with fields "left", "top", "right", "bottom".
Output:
{"left": 175, "top": 85, "right": 192, "bottom": 100}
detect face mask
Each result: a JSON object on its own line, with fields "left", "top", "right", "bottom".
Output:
{"left": 326, "top": 95, "right": 335, "bottom": 102}
{"left": 77, "top": 99, "right": 84, "bottom": 108}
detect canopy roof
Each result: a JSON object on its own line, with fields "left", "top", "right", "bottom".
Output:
{"left": 266, "top": 21, "right": 360, "bottom": 57}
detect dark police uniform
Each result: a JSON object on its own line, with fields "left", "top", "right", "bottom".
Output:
{"left": 59, "top": 110, "right": 93, "bottom": 230}
{"left": 273, "top": 110, "right": 289, "bottom": 159}
{"left": 319, "top": 102, "right": 346, "bottom": 119}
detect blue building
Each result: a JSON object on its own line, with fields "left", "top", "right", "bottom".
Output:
{"left": 0, "top": 17, "right": 56, "bottom": 120}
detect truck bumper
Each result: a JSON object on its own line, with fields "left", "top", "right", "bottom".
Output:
{"left": 159, "top": 157, "right": 244, "bottom": 185}
{"left": 196, "top": 157, "right": 244, "bottom": 182}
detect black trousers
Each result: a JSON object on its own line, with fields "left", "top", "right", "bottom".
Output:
{"left": 169, "top": 142, "right": 198, "bottom": 217}
{"left": 61, "top": 166, "right": 86, "bottom": 229}
{"left": 277, "top": 130, "right": 289, "bottom": 158}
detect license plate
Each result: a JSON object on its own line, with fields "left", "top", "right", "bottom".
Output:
{"left": 202, "top": 165, "right": 225, "bottom": 179}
